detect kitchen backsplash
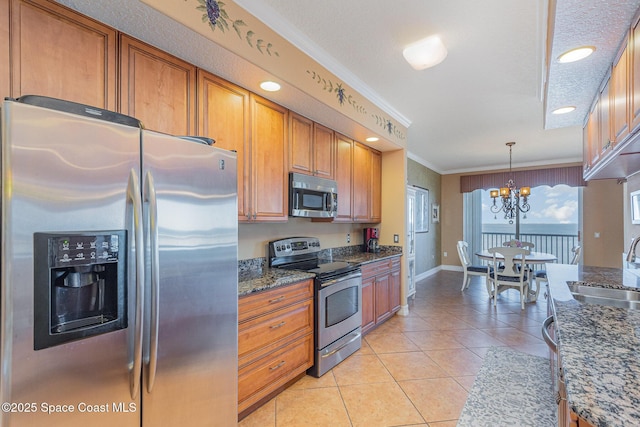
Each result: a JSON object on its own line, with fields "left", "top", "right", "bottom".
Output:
{"left": 238, "top": 244, "right": 403, "bottom": 271}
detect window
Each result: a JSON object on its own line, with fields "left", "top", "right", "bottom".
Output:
{"left": 465, "top": 185, "right": 581, "bottom": 264}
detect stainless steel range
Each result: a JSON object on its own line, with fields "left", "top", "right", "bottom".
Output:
{"left": 269, "top": 237, "right": 362, "bottom": 377}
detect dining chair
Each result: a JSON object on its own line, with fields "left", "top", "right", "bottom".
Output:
{"left": 456, "top": 240, "right": 488, "bottom": 291}
{"left": 487, "top": 246, "right": 530, "bottom": 310}
{"left": 534, "top": 245, "right": 581, "bottom": 293}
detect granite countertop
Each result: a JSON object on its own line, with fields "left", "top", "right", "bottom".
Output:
{"left": 546, "top": 264, "right": 640, "bottom": 427}
{"left": 238, "top": 245, "right": 402, "bottom": 297}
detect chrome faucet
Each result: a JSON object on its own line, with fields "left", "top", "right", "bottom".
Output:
{"left": 626, "top": 237, "right": 640, "bottom": 263}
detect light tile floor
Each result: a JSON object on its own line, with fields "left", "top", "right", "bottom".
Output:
{"left": 239, "top": 270, "right": 551, "bottom": 427}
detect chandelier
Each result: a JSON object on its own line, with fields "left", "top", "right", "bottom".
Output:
{"left": 489, "top": 142, "right": 531, "bottom": 237}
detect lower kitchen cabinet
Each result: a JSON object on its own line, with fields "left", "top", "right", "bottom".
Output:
{"left": 361, "top": 256, "right": 401, "bottom": 335}
{"left": 569, "top": 411, "right": 596, "bottom": 427}
{"left": 237, "top": 279, "right": 314, "bottom": 419}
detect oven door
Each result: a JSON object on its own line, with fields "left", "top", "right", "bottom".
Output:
{"left": 317, "top": 272, "right": 362, "bottom": 349}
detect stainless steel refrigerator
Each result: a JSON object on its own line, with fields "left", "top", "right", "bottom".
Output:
{"left": 0, "top": 96, "right": 238, "bottom": 426}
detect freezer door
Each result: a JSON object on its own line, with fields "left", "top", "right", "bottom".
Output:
{"left": 0, "top": 99, "right": 142, "bottom": 426}
{"left": 141, "top": 131, "right": 238, "bottom": 426}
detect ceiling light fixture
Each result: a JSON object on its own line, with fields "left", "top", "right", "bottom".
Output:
{"left": 489, "top": 142, "right": 531, "bottom": 239}
{"left": 366, "top": 137, "right": 379, "bottom": 142}
{"left": 558, "top": 46, "right": 595, "bottom": 63}
{"left": 402, "top": 35, "right": 448, "bottom": 70}
{"left": 260, "top": 81, "right": 281, "bottom": 92}
{"left": 552, "top": 106, "right": 576, "bottom": 115}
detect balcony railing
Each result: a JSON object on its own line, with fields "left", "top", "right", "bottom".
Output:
{"left": 481, "top": 232, "right": 579, "bottom": 265}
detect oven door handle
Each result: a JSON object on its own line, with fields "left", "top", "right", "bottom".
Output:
{"left": 320, "top": 271, "right": 362, "bottom": 287}
{"left": 321, "top": 332, "right": 361, "bottom": 358}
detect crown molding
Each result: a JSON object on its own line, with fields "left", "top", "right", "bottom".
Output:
{"left": 234, "top": 0, "right": 412, "bottom": 128}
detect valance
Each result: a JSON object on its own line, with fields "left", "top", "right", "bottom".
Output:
{"left": 459, "top": 166, "right": 586, "bottom": 193}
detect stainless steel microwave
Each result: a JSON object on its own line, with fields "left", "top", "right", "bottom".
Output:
{"left": 289, "top": 173, "right": 338, "bottom": 218}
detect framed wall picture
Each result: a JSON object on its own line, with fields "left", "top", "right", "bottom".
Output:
{"left": 432, "top": 204, "right": 440, "bottom": 223}
{"left": 632, "top": 190, "right": 640, "bottom": 224}
{"left": 414, "top": 187, "right": 429, "bottom": 232}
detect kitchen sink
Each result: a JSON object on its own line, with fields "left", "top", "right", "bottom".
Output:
{"left": 567, "top": 283, "right": 640, "bottom": 310}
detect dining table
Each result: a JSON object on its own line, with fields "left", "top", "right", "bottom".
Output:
{"left": 475, "top": 250, "right": 558, "bottom": 302}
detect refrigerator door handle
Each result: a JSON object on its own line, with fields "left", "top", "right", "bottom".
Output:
{"left": 145, "top": 170, "right": 160, "bottom": 393}
{"left": 127, "top": 169, "right": 144, "bottom": 400}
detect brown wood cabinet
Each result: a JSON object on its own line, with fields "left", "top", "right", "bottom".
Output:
{"left": 197, "top": 70, "right": 249, "bottom": 221}
{"left": 313, "top": 123, "right": 335, "bottom": 179}
{"left": 599, "top": 78, "right": 612, "bottom": 158}
{"left": 569, "top": 410, "right": 596, "bottom": 427}
{"left": 353, "top": 142, "right": 371, "bottom": 221}
{"left": 7, "top": 0, "right": 117, "bottom": 109}
{"left": 612, "top": 36, "right": 630, "bottom": 145}
{"left": 583, "top": 11, "right": 640, "bottom": 180}
{"left": 370, "top": 149, "right": 382, "bottom": 222}
{"left": 334, "top": 133, "right": 354, "bottom": 222}
{"left": 360, "top": 256, "right": 401, "bottom": 335}
{"left": 632, "top": 15, "right": 640, "bottom": 133}
{"left": 0, "top": 0, "right": 9, "bottom": 99}
{"left": 247, "top": 94, "right": 289, "bottom": 222}
{"left": 1, "top": 0, "right": 381, "bottom": 214}
{"left": 238, "top": 279, "right": 314, "bottom": 419}
{"left": 289, "top": 112, "right": 335, "bottom": 179}
{"left": 289, "top": 112, "right": 314, "bottom": 175}
{"left": 334, "top": 137, "right": 382, "bottom": 223}
{"left": 119, "top": 35, "right": 196, "bottom": 135}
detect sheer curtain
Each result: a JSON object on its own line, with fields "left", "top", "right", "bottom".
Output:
{"left": 463, "top": 190, "right": 483, "bottom": 265}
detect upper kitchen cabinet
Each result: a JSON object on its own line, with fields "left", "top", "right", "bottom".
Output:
{"left": 353, "top": 142, "right": 382, "bottom": 223}
{"left": 612, "top": 35, "right": 630, "bottom": 145}
{"left": 370, "top": 149, "right": 382, "bottom": 222}
{"left": 599, "top": 77, "right": 612, "bottom": 159}
{"left": 289, "top": 112, "right": 335, "bottom": 179}
{"left": 583, "top": 77, "right": 609, "bottom": 179}
{"left": 119, "top": 35, "right": 196, "bottom": 135}
{"left": 352, "top": 142, "right": 371, "bottom": 222}
{"left": 334, "top": 136, "right": 381, "bottom": 223}
{"left": 7, "top": 0, "right": 117, "bottom": 109}
{"left": 197, "top": 70, "right": 249, "bottom": 221}
{"left": 632, "top": 15, "right": 640, "bottom": 133}
{"left": 334, "top": 133, "right": 354, "bottom": 222}
{"left": 583, "top": 12, "right": 640, "bottom": 180}
{"left": 313, "top": 123, "right": 335, "bottom": 179}
{"left": 248, "top": 94, "right": 288, "bottom": 222}
{"left": 0, "top": 0, "right": 9, "bottom": 99}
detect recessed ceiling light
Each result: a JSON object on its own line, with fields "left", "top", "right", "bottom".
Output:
{"left": 260, "top": 81, "right": 281, "bottom": 92}
{"left": 552, "top": 106, "right": 576, "bottom": 115}
{"left": 366, "top": 137, "right": 379, "bottom": 142}
{"left": 558, "top": 46, "right": 595, "bottom": 63}
{"left": 402, "top": 35, "right": 448, "bottom": 71}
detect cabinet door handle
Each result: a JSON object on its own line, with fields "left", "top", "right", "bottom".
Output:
{"left": 270, "top": 321, "right": 286, "bottom": 329}
{"left": 269, "top": 360, "right": 286, "bottom": 371}
{"left": 246, "top": 213, "right": 251, "bottom": 220}
{"left": 269, "top": 296, "right": 285, "bottom": 304}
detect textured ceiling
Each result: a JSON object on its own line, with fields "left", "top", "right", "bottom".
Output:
{"left": 56, "top": 0, "right": 640, "bottom": 174}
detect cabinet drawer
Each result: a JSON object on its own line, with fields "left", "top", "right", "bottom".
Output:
{"left": 361, "top": 259, "right": 390, "bottom": 279}
{"left": 239, "top": 298, "right": 313, "bottom": 361}
{"left": 239, "top": 279, "right": 313, "bottom": 323}
{"left": 238, "top": 333, "right": 313, "bottom": 409}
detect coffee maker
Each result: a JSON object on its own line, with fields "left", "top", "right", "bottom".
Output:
{"left": 363, "top": 227, "right": 380, "bottom": 253}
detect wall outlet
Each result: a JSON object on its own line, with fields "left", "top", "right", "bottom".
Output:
{"left": 346, "top": 233, "right": 350, "bottom": 243}
{"left": 444, "top": 251, "right": 448, "bottom": 257}
{"left": 594, "top": 232, "right": 600, "bottom": 238}
{"left": 393, "top": 234, "right": 399, "bottom": 243}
